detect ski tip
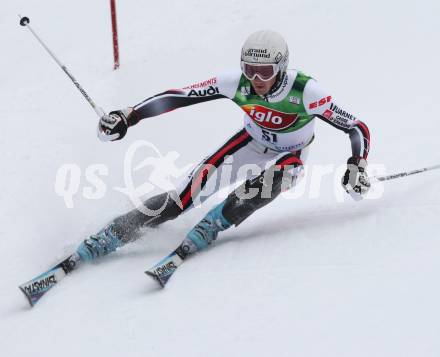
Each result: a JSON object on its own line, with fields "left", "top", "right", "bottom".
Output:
{"left": 18, "top": 285, "right": 36, "bottom": 307}
{"left": 145, "top": 271, "right": 165, "bottom": 288}
{"left": 18, "top": 255, "right": 79, "bottom": 308}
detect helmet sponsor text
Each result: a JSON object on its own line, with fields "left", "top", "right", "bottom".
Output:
{"left": 243, "top": 48, "right": 271, "bottom": 59}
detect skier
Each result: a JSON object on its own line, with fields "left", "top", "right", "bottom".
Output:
{"left": 77, "top": 30, "right": 371, "bottom": 286}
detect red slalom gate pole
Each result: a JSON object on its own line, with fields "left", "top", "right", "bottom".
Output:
{"left": 110, "top": 0, "right": 120, "bottom": 70}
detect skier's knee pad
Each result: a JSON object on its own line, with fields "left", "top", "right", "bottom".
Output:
{"left": 141, "top": 191, "right": 183, "bottom": 226}
{"left": 222, "top": 168, "right": 293, "bottom": 226}
{"left": 113, "top": 191, "right": 183, "bottom": 241}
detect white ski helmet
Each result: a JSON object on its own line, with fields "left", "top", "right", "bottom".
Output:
{"left": 240, "top": 30, "right": 289, "bottom": 81}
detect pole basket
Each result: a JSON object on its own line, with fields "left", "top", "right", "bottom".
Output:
{"left": 110, "top": 0, "right": 120, "bottom": 70}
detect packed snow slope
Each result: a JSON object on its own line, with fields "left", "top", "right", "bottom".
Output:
{"left": 1, "top": 0, "right": 440, "bottom": 356}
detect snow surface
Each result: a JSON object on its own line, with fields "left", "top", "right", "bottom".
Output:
{"left": 1, "top": 0, "right": 440, "bottom": 356}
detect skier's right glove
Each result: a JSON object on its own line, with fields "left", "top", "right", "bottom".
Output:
{"left": 97, "top": 108, "right": 131, "bottom": 142}
{"left": 341, "top": 156, "right": 371, "bottom": 201}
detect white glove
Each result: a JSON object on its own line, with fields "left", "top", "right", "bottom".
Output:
{"left": 341, "top": 156, "right": 371, "bottom": 201}
{"left": 97, "top": 108, "right": 132, "bottom": 142}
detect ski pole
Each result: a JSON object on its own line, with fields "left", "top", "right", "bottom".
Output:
{"left": 18, "top": 15, "right": 105, "bottom": 118}
{"left": 373, "top": 163, "right": 440, "bottom": 182}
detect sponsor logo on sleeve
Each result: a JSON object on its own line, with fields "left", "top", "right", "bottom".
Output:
{"left": 308, "top": 96, "right": 332, "bottom": 109}
{"left": 323, "top": 109, "right": 333, "bottom": 119}
{"left": 322, "top": 103, "right": 356, "bottom": 128}
{"left": 329, "top": 103, "right": 356, "bottom": 121}
{"left": 187, "top": 86, "right": 220, "bottom": 97}
{"left": 183, "top": 77, "right": 218, "bottom": 90}
{"left": 329, "top": 117, "right": 351, "bottom": 128}
{"left": 242, "top": 104, "right": 298, "bottom": 131}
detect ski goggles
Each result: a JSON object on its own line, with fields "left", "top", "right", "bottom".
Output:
{"left": 241, "top": 62, "right": 279, "bottom": 81}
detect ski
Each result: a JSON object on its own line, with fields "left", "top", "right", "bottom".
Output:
{"left": 19, "top": 253, "right": 81, "bottom": 307}
{"left": 145, "top": 250, "right": 184, "bottom": 287}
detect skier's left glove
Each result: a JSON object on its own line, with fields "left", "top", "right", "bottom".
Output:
{"left": 97, "top": 108, "right": 131, "bottom": 142}
{"left": 341, "top": 156, "right": 371, "bottom": 201}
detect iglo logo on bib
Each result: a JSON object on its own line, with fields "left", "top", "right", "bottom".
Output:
{"left": 242, "top": 105, "right": 298, "bottom": 131}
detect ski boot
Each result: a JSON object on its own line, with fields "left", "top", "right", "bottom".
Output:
{"left": 145, "top": 202, "right": 232, "bottom": 287}
{"left": 184, "top": 201, "right": 232, "bottom": 253}
{"left": 76, "top": 222, "right": 124, "bottom": 262}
